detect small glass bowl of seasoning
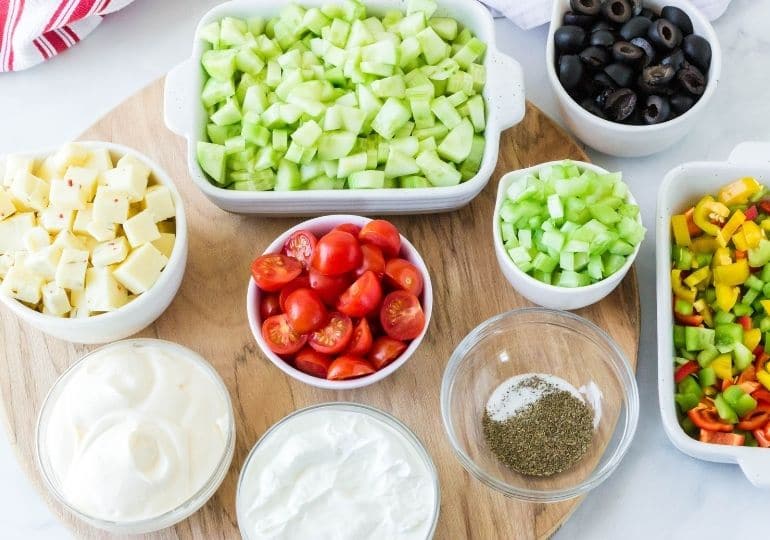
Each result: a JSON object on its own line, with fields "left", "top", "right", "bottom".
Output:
{"left": 440, "top": 308, "right": 639, "bottom": 502}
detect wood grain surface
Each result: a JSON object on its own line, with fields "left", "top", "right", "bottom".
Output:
{"left": 0, "top": 79, "right": 640, "bottom": 540}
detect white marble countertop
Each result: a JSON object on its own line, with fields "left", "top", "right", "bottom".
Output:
{"left": 1, "top": 0, "right": 769, "bottom": 538}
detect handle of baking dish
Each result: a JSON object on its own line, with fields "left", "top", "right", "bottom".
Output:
{"left": 487, "top": 49, "right": 526, "bottom": 131}
{"left": 738, "top": 454, "right": 770, "bottom": 488}
{"left": 728, "top": 142, "right": 770, "bottom": 165}
{"left": 164, "top": 58, "right": 196, "bottom": 137}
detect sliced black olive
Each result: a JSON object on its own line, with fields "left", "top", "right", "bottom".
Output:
{"left": 595, "top": 86, "right": 616, "bottom": 108}
{"left": 620, "top": 16, "right": 652, "bottom": 40}
{"left": 580, "top": 46, "right": 610, "bottom": 69}
{"left": 648, "top": 18, "right": 682, "bottom": 50}
{"left": 570, "top": 0, "right": 602, "bottom": 16}
{"left": 604, "top": 62, "right": 635, "bottom": 87}
{"left": 555, "top": 25, "right": 587, "bottom": 53}
{"left": 642, "top": 64, "right": 676, "bottom": 86}
{"left": 559, "top": 54, "right": 585, "bottom": 89}
{"left": 590, "top": 29, "right": 616, "bottom": 48}
{"left": 661, "top": 48, "right": 686, "bottom": 71}
{"left": 637, "top": 74, "right": 676, "bottom": 96}
{"left": 671, "top": 93, "right": 696, "bottom": 114}
{"left": 625, "top": 105, "right": 644, "bottom": 125}
{"left": 630, "top": 37, "right": 656, "bottom": 67}
{"left": 682, "top": 34, "right": 712, "bottom": 72}
{"left": 661, "top": 6, "right": 694, "bottom": 35}
{"left": 564, "top": 11, "right": 597, "bottom": 27}
{"left": 592, "top": 71, "right": 616, "bottom": 90}
{"left": 643, "top": 95, "right": 671, "bottom": 124}
{"left": 612, "top": 41, "right": 643, "bottom": 64}
{"left": 677, "top": 64, "right": 706, "bottom": 95}
{"left": 601, "top": 0, "right": 633, "bottom": 24}
{"left": 581, "top": 98, "right": 607, "bottom": 118}
{"left": 591, "top": 20, "right": 614, "bottom": 33}
{"left": 639, "top": 8, "right": 656, "bottom": 20}
{"left": 603, "top": 88, "right": 638, "bottom": 121}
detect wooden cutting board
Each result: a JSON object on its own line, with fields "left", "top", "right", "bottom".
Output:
{"left": 0, "top": 79, "right": 640, "bottom": 540}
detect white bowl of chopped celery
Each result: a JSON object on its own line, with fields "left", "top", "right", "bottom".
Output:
{"left": 493, "top": 160, "right": 644, "bottom": 310}
{"left": 164, "top": 0, "right": 525, "bottom": 215}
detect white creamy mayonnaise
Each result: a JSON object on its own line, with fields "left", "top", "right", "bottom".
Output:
{"left": 41, "top": 340, "right": 231, "bottom": 522}
{"left": 238, "top": 407, "right": 437, "bottom": 540}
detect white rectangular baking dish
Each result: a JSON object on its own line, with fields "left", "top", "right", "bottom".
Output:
{"left": 163, "top": 0, "right": 525, "bottom": 215}
{"left": 657, "top": 141, "right": 770, "bottom": 488}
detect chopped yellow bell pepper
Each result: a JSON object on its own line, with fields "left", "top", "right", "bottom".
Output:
{"left": 684, "top": 266, "right": 711, "bottom": 288}
{"left": 717, "top": 209, "right": 746, "bottom": 247}
{"left": 713, "top": 247, "right": 732, "bottom": 267}
{"left": 761, "top": 218, "right": 770, "bottom": 233}
{"left": 691, "top": 236, "right": 718, "bottom": 254}
{"left": 693, "top": 196, "right": 730, "bottom": 236}
{"left": 761, "top": 299, "right": 770, "bottom": 315}
{"left": 717, "top": 177, "right": 762, "bottom": 206}
{"left": 744, "top": 328, "right": 762, "bottom": 351}
{"left": 671, "top": 214, "right": 692, "bottom": 247}
{"left": 716, "top": 284, "right": 740, "bottom": 312}
{"left": 741, "top": 220, "right": 763, "bottom": 249}
{"left": 711, "top": 354, "right": 733, "bottom": 381}
{"left": 713, "top": 259, "right": 750, "bottom": 286}
{"left": 758, "top": 370, "right": 770, "bottom": 391}
{"left": 732, "top": 231, "right": 749, "bottom": 251}
{"left": 672, "top": 269, "right": 697, "bottom": 303}
{"left": 693, "top": 299, "right": 713, "bottom": 327}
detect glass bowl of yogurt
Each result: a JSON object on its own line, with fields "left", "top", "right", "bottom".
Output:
{"left": 236, "top": 402, "right": 440, "bottom": 539}
{"left": 35, "top": 338, "right": 235, "bottom": 534}
{"left": 440, "top": 307, "right": 639, "bottom": 502}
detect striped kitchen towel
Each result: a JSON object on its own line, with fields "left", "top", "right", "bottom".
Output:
{"left": 0, "top": 0, "right": 135, "bottom": 73}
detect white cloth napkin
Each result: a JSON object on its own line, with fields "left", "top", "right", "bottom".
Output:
{"left": 481, "top": 0, "right": 732, "bottom": 29}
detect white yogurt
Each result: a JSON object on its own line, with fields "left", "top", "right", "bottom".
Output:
{"left": 486, "top": 373, "right": 588, "bottom": 422}
{"left": 40, "top": 340, "right": 232, "bottom": 523}
{"left": 238, "top": 406, "right": 437, "bottom": 540}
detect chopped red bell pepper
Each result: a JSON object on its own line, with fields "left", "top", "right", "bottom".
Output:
{"left": 688, "top": 407, "right": 734, "bottom": 432}
{"left": 754, "top": 428, "right": 770, "bottom": 448}
{"left": 745, "top": 205, "right": 759, "bottom": 221}
{"left": 752, "top": 388, "right": 770, "bottom": 404}
{"left": 735, "top": 250, "right": 748, "bottom": 260}
{"left": 675, "top": 361, "right": 700, "bottom": 383}
{"left": 756, "top": 352, "right": 770, "bottom": 373}
{"left": 738, "top": 315, "right": 753, "bottom": 331}
{"left": 754, "top": 345, "right": 764, "bottom": 357}
{"left": 759, "top": 200, "right": 770, "bottom": 215}
{"left": 737, "top": 404, "right": 770, "bottom": 431}
{"left": 684, "top": 207, "right": 702, "bottom": 236}
{"left": 700, "top": 430, "right": 745, "bottom": 445}
{"left": 738, "top": 365, "right": 757, "bottom": 384}
{"left": 674, "top": 312, "right": 704, "bottom": 326}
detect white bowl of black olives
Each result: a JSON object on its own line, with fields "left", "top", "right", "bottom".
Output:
{"left": 547, "top": 0, "right": 721, "bottom": 157}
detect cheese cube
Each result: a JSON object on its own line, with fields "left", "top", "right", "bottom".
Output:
{"left": 55, "top": 248, "right": 89, "bottom": 290}
{"left": 86, "top": 220, "right": 116, "bottom": 242}
{"left": 0, "top": 254, "right": 13, "bottom": 278}
{"left": 116, "top": 154, "right": 151, "bottom": 179}
{"left": 23, "top": 226, "right": 51, "bottom": 252}
{"left": 1, "top": 266, "right": 45, "bottom": 304}
{"left": 42, "top": 282, "right": 71, "bottom": 316}
{"left": 92, "top": 237, "right": 129, "bottom": 267}
{"left": 72, "top": 205, "right": 93, "bottom": 234}
{"left": 63, "top": 166, "right": 98, "bottom": 201}
{"left": 143, "top": 185, "right": 176, "bottom": 221}
{"left": 49, "top": 177, "right": 89, "bottom": 211}
{"left": 50, "top": 143, "right": 89, "bottom": 176}
{"left": 85, "top": 267, "right": 128, "bottom": 312}
{"left": 123, "top": 210, "right": 160, "bottom": 247}
{"left": 2, "top": 155, "right": 35, "bottom": 187}
{"left": 10, "top": 171, "right": 49, "bottom": 211}
{"left": 52, "top": 230, "right": 87, "bottom": 251}
{"left": 35, "top": 155, "right": 58, "bottom": 181}
{"left": 0, "top": 213, "right": 36, "bottom": 254}
{"left": 92, "top": 187, "right": 130, "bottom": 224}
{"left": 83, "top": 148, "right": 113, "bottom": 185}
{"left": 113, "top": 243, "right": 168, "bottom": 294}
{"left": 104, "top": 166, "right": 148, "bottom": 203}
{"left": 157, "top": 220, "right": 176, "bottom": 233}
{"left": 24, "top": 245, "right": 62, "bottom": 280}
{"left": 151, "top": 233, "right": 176, "bottom": 258}
{"left": 0, "top": 189, "right": 16, "bottom": 220}
{"left": 69, "top": 287, "right": 89, "bottom": 318}
{"left": 38, "top": 207, "right": 74, "bottom": 233}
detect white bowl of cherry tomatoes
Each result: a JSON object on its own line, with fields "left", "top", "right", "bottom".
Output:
{"left": 246, "top": 215, "right": 432, "bottom": 390}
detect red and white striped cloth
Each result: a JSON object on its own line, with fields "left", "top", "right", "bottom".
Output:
{"left": 0, "top": 0, "right": 134, "bottom": 73}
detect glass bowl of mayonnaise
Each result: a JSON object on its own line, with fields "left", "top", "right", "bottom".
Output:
{"left": 35, "top": 338, "right": 235, "bottom": 534}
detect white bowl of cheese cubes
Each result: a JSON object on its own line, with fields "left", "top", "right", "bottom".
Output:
{"left": 0, "top": 141, "right": 187, "bottom": 344}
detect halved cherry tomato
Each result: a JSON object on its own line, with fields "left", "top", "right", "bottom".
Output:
{"left": 327, "top": 355, "right": 375, "bottom": 380}
{"left": 309, "top": 269, "right": 351, "bottom": 306}
{"left": 369, "top": 337, "right": 407, "bottom": 370}
{"left": 262, "top": 314, "right": 307, "bottom": 355}
{"left": 755, "top": 427, "right": 770, "bottom": 447}
{"left": 687, "top": 407, "right": 733, "bottom": 432}
{"left": 294, "top": 346, "right": 332, "bottom": 378}
{"left": 283, "top": 230, "right": 317, "bottom": 269}
{"left": 338, "top": 271, "right": 383, "bottom": 318}
{"left": 675, "top": 361, "right": 700, "bottom": 383}
{"left": 279, "top": 276, "right": 311, "bottom": 311}
{"left": 737, "top": 404, "right": 770, "bottom": 431}
{"left": 384, "top": 258, "right": 423, "bottom": 296}
{"left": 333, "top": 223, "right": 361, "bottom": 237}
{"left": 309, "top": 312, "right": 353, "bottom": 354}
{"left": 738, "top": 315, "right": 753, "bottom": 331}
{"left": 699, "top": 430, "right": 745, "bottom": 446}
{"left": 284, "top": 288, "right": 327, "bottom": 334}
{"left": 745, "top": 205, "right": 759, "bottom": 221}
{"left": 674, "top": 312, "right": 704, "bottom": 326}
{"left": 347, "top": 318, "right": 373, "bottom": 356}
{"left": 355, "top": 244, "right": 386, "bottom": 278}
{"left": 259, "top": 294, "right": 281, "bottom": 320}
{"left": 359, "top": 219, "right": 401, "bottom": 258}
{"left": 251, "top": 254, "right": 303, "bottom": 292}
{"left": 311, "top": 231, "right": 362, "bottom": 275}
{"left": 380, "top": 291, "right": 425, "bottom": 341}
{"left": 752, "top": 388, "right": 770, "bottom": 404}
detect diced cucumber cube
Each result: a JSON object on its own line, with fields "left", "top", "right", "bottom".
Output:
{"left": 317, "top": 131, "right": 358, "bottom": 160}
{"left": 348, "top": 170, "right": 385, "bottom": 189}
{"left": 197, "top": 142, "right": 227, "bottom": 185}
{"left": 415, "top": 151, "right": 461, "bottom": 187}
{"left": 437, "top": 119, "right": 473, "bottom": 163}
{"left": 371, "top": 98, "right": 411, "bottom": 139}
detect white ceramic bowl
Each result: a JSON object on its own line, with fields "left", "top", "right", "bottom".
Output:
{"left": 164, "top": 0, "right": 525, "bottom": 215}
{"left": 657, "top": 141, "right": 770, "bottom": 488}
{"left": 0, "top": 142, "right": 188, "bottom": 344}
{"left": 546, "top": 0, "right": 722, "bottom": 157}
{"left": 246, "top": 215, "right": 432, "bottom": 390}
{"left": 493, "top": 160, "right": 642, "bottom": 310}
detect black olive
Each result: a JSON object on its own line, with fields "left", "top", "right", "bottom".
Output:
{"left": 592, "top": 71, "right": 616, "bottom": 90}
{"left": 603, "top": 88, "right": 638, "bottom": 121}
{"left": 604, "top": 62, "right": 635, "bottom": 87}
{"left": 661, "top": 48, "right": 686, "bottom": 71}
{"left": 671, "top": 93, "right": 696, "bottom": 114}
{"left": 642, "top": 64, "right": 676, "bottom": 86}
{"left": 570, "top": 0, "right": 602, "bottom": 16}
{"left": 637, "top": 74, "right": 676, "bottom": 96}
{"left": 591, "top": 20, "right": 614, "bottom": 33}
{"left": 682, "top": 34, "right": 712, "bottom": 72}
{"left": 590, "top": 29, "right": 616, "bottom": 48}
{"left": 661, "top": 6, "right": 694, "bottom": 35}
{"left": 620, "top": 16, "right": 652, "bottom": 40}
{"left": 643, "top": 95, "right": 671, "bottom": 124}
{"left": 555, "top": 25, "right": 587, "bottom": 53}
{"left": 559, "top": 54, "right": 585, "bottom": 89}
{"left": 581, "top": 98, "right": 607, "bottom": 118}
{"left": 677, "top": 64, "right": 706, "bottom": 95}
{"left": 601, "top": 0, "right": 633, "bottom": 24}
{"left": 629, "top": 0, "right": 643, "bottom": 16}
{"left": 630, "top": 37, "right": 656, "bottom": 67}
{"left": 639, "top": 8, "right": 656, "bottom": 20}
{"left": 612, "top": 41, "right": 643, "bottom": 64}
{"left": 564, "top": 11, "right": 597, "bottom": 27}
{"left": 595, "top": 86, "right": 616, "bottom": 107}
{"left": 580, "top": 46, "right": 610, "bottom": 69}
{"left": 648, "top": 18, "right": 683, "bottom": 50}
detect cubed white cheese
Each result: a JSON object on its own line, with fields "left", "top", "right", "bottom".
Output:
{"left": 0, "top": 253, "right": 13, "bottom": 278}
{"left": 68, "top": 287, "right": 89, "bottom": 318}
{"left": 55, "top": 248, "right": 89, "bottom": 290}
{"left": 35, "top": 155, "right": 58, "bottom": 181}
{"left": 2, "top": 155, "right": 35, "bottom": 187}
{"left": 10, "top": 171, "right": 49, "bottom": 211}
{"left": 1, "top": 265, "right": 44, "bottom": 304}
{"left": 104, "top": 166, "right": 148, "bottom": 203}
{"left": 123, "top": 209, "right": 160, "bottom": 247}
{"left": 42, "top": 282, "right": 71, "bottom": 316}
{"left": 92, "top": 187, "right": 130, "bottom": 224}
{"left": 0, "top": 189, "right": 17, "bottom": 220}
{"left": 151, "top": 232, "right": 176, "bottom": 258}
{"left": 86, "top": 220, "right": 116, "bottom": 242}
{"left": 23, "top": 226, "right": 51, "bottom": 252}
{"left": 113, "top": 243, "right": 168, "bottom": 294}
{"left": 24, "top": 245, "right": 62, "bottom": 280}
{"left": 63, "top": 166, "right": 98, "bottom": 201}
{"left": 83, "top": 148, "right": 113, "bottom": 185}
{"left": 49, "top": 177, "right": 89, "bottom": 211}
{"left": 116, "top": 154, "right": 151, "bottom": 179}
{"left": 50, "top": 143, "right": 89, "bottom": 176}
{"left": 52, "top": 230, "right": 87, "bottom": 251}
{"left": 38, "top": 207, "right": 73, "bottom": 233}
{"left": 91, "top": 237, "right": 129, "bottom": 267}
{"left": 142, "top": 185, "right": 176, "bottom": 222}
{"left": 0, "top": 213, "right": 36, "bottom": 254}
{"left": 72, "top": 205, "right": 93, "bottom": 234}
{"left": 85, "top": 267, "right": 128, "bottom": 312}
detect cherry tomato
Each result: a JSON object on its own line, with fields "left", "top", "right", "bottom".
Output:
{"left": 309, "top": 312, "right": 353, "bottom": 354}
{"left": 284, "top": 288, "right": 328, "bottom": 334}
{"left": 283, "top": 230, "right": 317, "bottom": 269}
{"left": 333, "top": 223, "right": 361, "bottom": 237}
{"left": 687, "top": 407, "right": 733, "bottom": 432}
{"left": 311, "top": 230, "right": 363, "bottom": 276}
{"left": 355, "top": 244, "right": 386, "bottom": 278}
{"left": 309, "top": 269, "right": 351, "bottom": 306}
{"left": 380, "top": 291, "right": 425, "bottom": 341}
{"left": 251, "top": 254, "right": 303, "bottom": 292}
{"left": 384, "top": 258, "right": 423, "bottom": 296}
{"left": 259, "top": 294, "right": 281, "bottom": 320}
{"left": 294, "top": 346, "right": 332, "bottom": 378}
{"left": 369, "top": 337, "right": 407, "bottom": 370}
{"left": 347, "top": 318, "right": 373, "bottom": 356}
{"left": 337, "top": 271, "right": 383, "bottom": 318}
{"left": 327, "top": 355, "right": 375, "bottom": 380}
{"left": 278, "top": 276, "right": 311, "bottom": 312}
{"left": 359, "top": 219, "right": 401, "bottom": 258}
{"left": 262, "top": 314, "right": 307, "bottom": 355}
